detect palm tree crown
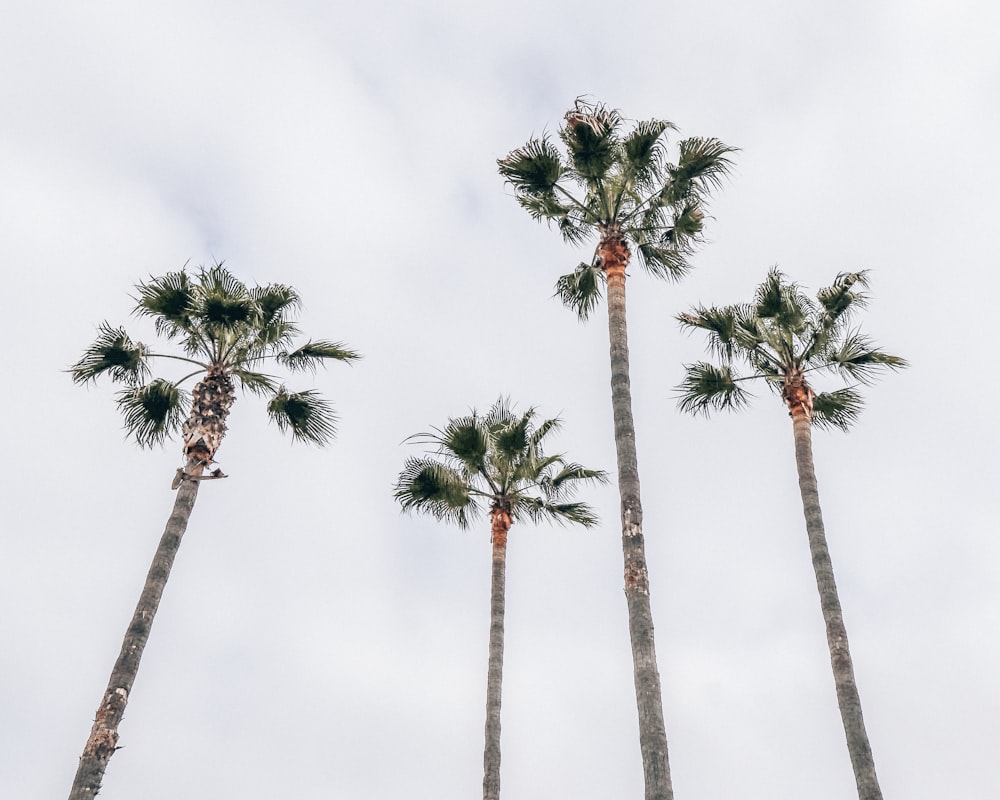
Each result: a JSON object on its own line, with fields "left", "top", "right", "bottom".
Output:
{"left": 71, "top": 263, "right": 359, "bottom": 460}
{"left": 498, "top": 98, "right": 736, "bottom": 317}
{"left": 678, "top": 268, "right": 907, "bottom": 426}
{"left": 395, "top": 398, "right": 607, "bottom": 533}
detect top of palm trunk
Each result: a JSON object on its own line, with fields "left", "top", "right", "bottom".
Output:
{"left": 70, "top": 263, "right": 360, "bottom": 458}
{"left": 676, "top": 268, "right": 907, "bottom": 427}
{"left": 498, "top": 98, "right": 736, "bottom": 319}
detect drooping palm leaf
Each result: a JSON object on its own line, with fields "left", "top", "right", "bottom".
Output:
{"left": 71, "top": 323, "right": 150, "bottom": 386}
{"left": 267, "top": 387, "right": 338, "bottom": 444}
{"left": 116, "top": 379, "right": 186, "bottom": 447}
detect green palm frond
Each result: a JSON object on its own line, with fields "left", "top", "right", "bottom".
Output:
{"left": 276, "top": 340, "right": 362, "bottom": 373}
{"left": 677, "top": 362, "right": 752, "bottom": 415}
{"left": 116, "top": 379, "right": 187, "bottom": 447}
{"left": 546, "top": 462, "right": 609, "bottom": 495}
{"left": 812, "top": 387, "right": 865, "bottom": 432}
{"left": 518, "top": 497, "right": 601, "bottom": 528}
{"left": 266, "top": 387, "right": 338, "bottom": 444}
{"left": 252, "top": 283, "right": 302, "bottom": 327}
{"left": 231, "top": 368, "right": 278, "bottom": 396}
{"left": 661, "top": 137, "right": 737, "bottom": 204}
{"left": 677, "top": 305, "right": 746, "bottom": 360}
{"left": 71, "top": 323, "right": 150, "bottom": 386}
{"left": 621, "top": 119, "right": 675, "bottom": 191}
{"left": 828, "top": 331, "right": 909, "bottom": 385}
{"left": 555, "top": 262, "right": 604, "bottom": 320}
{"left": 560, "top": 101, "right": 622, "bottom": 182}
{"left": 133, "top": 270, "right": 195, "bottom": 340}
{"left": 634, "top": 240, "right": 691, "bottom": 282}
{"left": 437, "top": 416, "right": 489, "bottom": 474}
{"left": 395, "top": 457, "right": 476, "bottom": 528}
{"left": 497, "top": 137, "right": 565, "bottom": 196}
{"left": 816, "top": 271, "right": 870, "bottom": 321}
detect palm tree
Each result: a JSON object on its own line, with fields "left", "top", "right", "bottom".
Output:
{"left": 394, "top": 398, "right": 607, "bottom": 800}
{"left": 498, "top": 98, "right": 735, "bottom": 800}
{"left": 67, "top": 263, "right": 359, "bottom": 800}
{"left": 676, "top": 268, "right": 906, "bottom": 800}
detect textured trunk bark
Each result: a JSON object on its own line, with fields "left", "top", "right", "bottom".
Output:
{"left": 603, "top": 231, "right": 672, "bottom": 800}
{"left": 790, "top": 407, "right": 883, "bottom": 800}
{"left": 70, "top": 370, "right": 234, "bottom": 799}
{"left": 68, "top": 457, "right": 204, "bottom": 800}
{"left": 483, "top": 511, "right": 510, "bottom": 800}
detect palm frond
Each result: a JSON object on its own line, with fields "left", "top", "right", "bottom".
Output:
{"left": 661, "top": 137, "right": 737, "bottom": 204}
{"left": 554, "top": 262, "right": 604, "bottom": 320}
{"left": 518, "top": 496, "right": 600, "bottom": 528}
{"left": 267, "top": 387, "right": 338, "bottom": 444}
{"left": 559, "top": 100, "right": 621, "bottom": 182}
{"left": 633, "top": 240, "right": 691, "bottom": 282}
{"left": 829, "top": 332, "right": 909, "bottom": 385}
{"left": 547, "top": 462, "right": 609, "bottom": 494}
{"left": 276, "top": 340, "right": 362, "bottom": 373}
{"left": 677, "top": 362, "right": 753, "bottom": 416}
{"left": 438, "top": 416, "right": 489, "bottom": 474}
{"left": 812, "top": 387, "right": 865, "bottom": 432}
{"left": 251, "top": 283, "right": 302, "bottom": 328}
{"left": 395, "top": 457, "right": 476, "bottom": 528}
{"left": 231, "top": 368, "right": 279, "bottom": 396}
{"left": 133, "top": 271, "right": 195, "bottom": 339}
{"left": 498, "top": 137, "right": 565, "bottom": 196}
{"left": 677, "top": 304, "right": 748, "bottom": 359}
{"left": 70, "top": 323, "right": 149, "bottom": 385}
{"left": 621, "top": 119, "right": 675, "bottom": 191}
{"left": 116, "top": 379, "right": 187, "bottom": 447}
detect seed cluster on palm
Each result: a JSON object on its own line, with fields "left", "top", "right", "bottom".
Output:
{"left": 67, "top": 264, "right": 358, "bottom": 800}
{"left": 394, "top": 398, "right": 607, "bottom": 800}
{"left": 677, "top": 268, "right": 906, "bottom": 800}
{"left": 500, "top": 99, "right": 735, "bottom": 800}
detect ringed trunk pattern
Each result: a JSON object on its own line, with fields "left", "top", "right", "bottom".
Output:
{"left": 602, "top": 230, "right": 672, "bottom": 800}
{"left": 483, "top": 508, "right": 511, "bottom": 800}
{"left": 786, "top": 374, "right": 883, "bottom": 800}
{"left": 68, "top": 371, "right": 235, "bottom": 800}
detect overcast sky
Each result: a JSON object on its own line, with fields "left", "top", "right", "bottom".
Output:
{"left": 2, "top": 1, "right": 998, "bottom": 798}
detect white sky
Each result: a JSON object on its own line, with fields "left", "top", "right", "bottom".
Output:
{"left": 2, "top": 1, "right": 998, "bottom": 798}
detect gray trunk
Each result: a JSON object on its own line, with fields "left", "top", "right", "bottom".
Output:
{"left": 68, "top": 458, "right": 204, "bottom": 800}
{"left": 482, "top": 523, "right": 508, "bottom": 800}
{"left": 606, "top": 267, "right": 672, "bottom": 800}
{"left": 791, "top": 413, "right": 883, "bottom": 800}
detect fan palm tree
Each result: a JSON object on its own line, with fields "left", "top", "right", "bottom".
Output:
{"left": 676, "top": 268, "right": 906, "bottom": 800}
{"left": 394, "top": 398, "right": 607, "bottom": 800}
{"left": 67, "top": 263, "right": 359, "bottom": 800}
{"left": 498, "top": 98, "right": 735, "bottom": 800}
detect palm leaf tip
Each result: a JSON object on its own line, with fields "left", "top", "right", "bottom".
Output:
{"left": 267, "top": 388, "right": 337, "bottom": 444}
{"left": 277, "top": 340, "right": 361, "bottom": 373}
{"left": 70, "top": 323, "right": 148, "bottom": 385}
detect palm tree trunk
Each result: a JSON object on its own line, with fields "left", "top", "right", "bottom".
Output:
{"left": 68, "top": 458, "right": 205, "bottom": 800}
{"left": 604, "top": 253, "right": 672, "bottom": 800}
{"left": 790, "top": 410, "right": 883, "bottom": 800}
{"left": 483, "top": 512, "right": 510, "bottom": 800}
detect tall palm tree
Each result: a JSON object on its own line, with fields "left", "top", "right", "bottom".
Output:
{"left": 676, "top": 268, "right": 906, "bottom": 800}
{"left": 67, "top": 263, "right": 359, "bottom": 800}
{"left": 498, "top": 99, "right": 735, "bottom": 800}
{"left": 394, "top": 398, "right": 607, "bottom": 800}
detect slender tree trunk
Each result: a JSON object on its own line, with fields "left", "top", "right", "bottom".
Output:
{"left": 789, "top": 408, "right": 883, "bottom": 800}
{"left": 603, "top": 233, "right": 672, "bottom": 800}
{"left": 483, "top": 511, "right": 510, "bottom": 800}
{"left": 68, "top": 458, "right": 205, "bottom": 800}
